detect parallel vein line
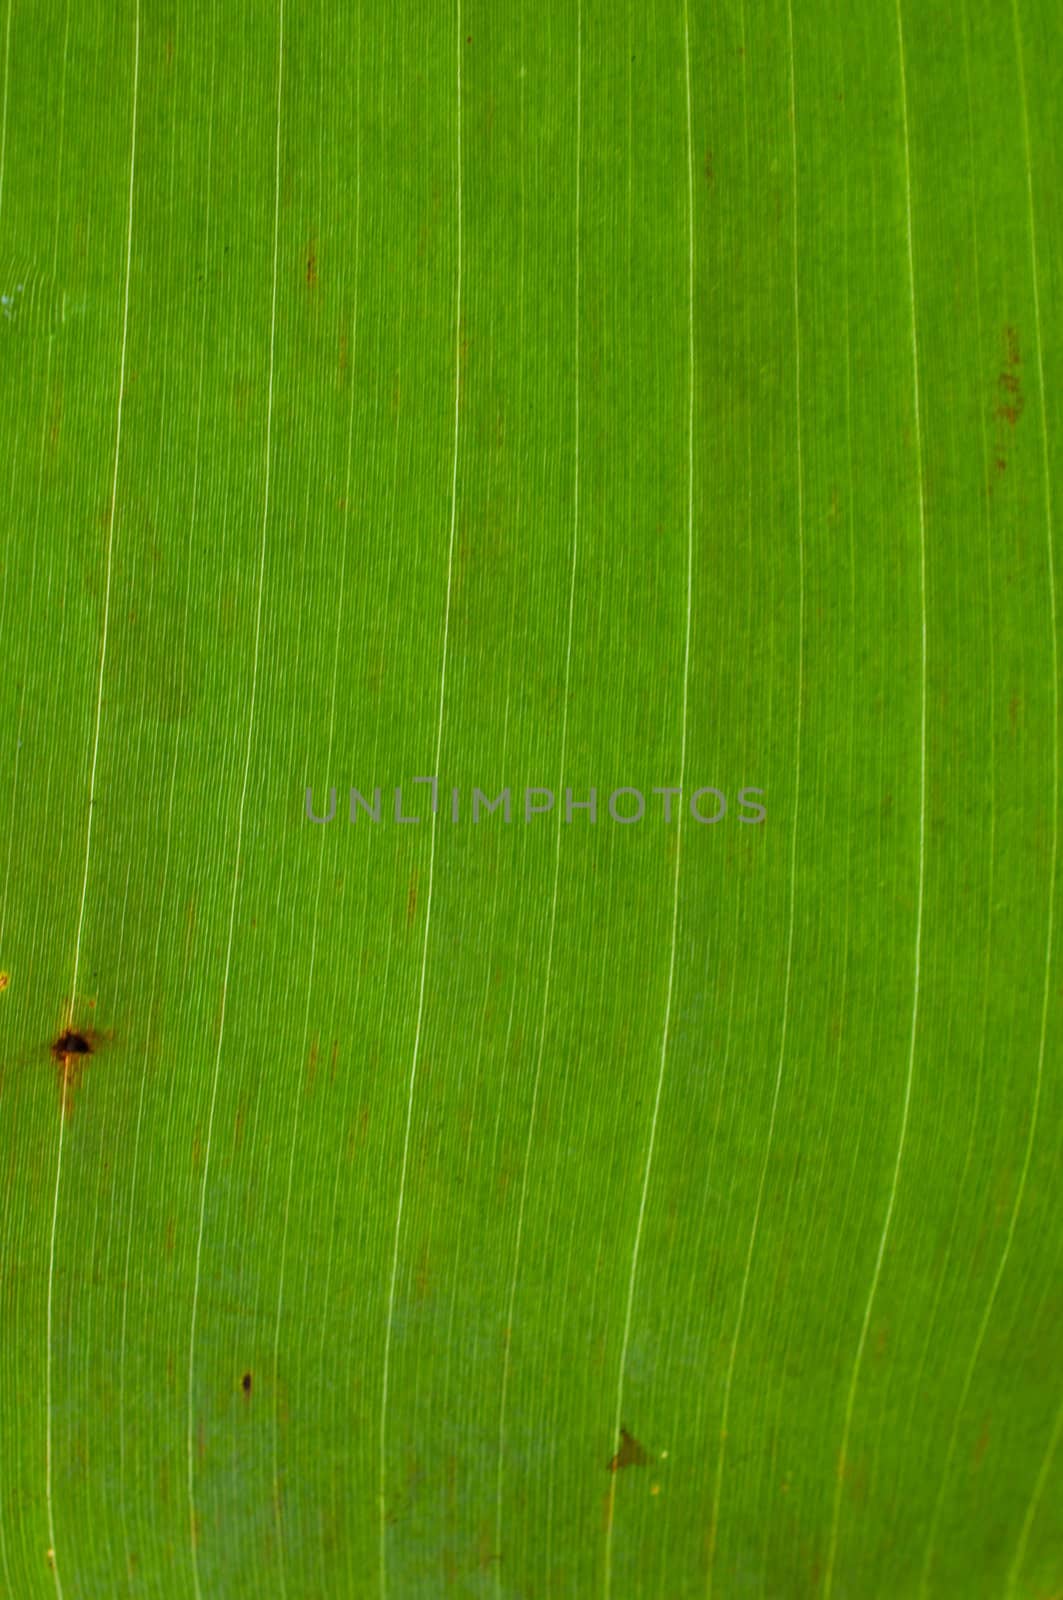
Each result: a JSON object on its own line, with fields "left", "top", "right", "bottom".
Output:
{"left": 1004, "top": 0, "right": 1059, "bottom": 1581}
{"left": 46, "top": 8, "right": 139, "bottom": 1595}
{"left": 494, "top": 3, "right": 580, "bottom": 1579}
{"left": 705, "top": 1, "right": 805, "bottom": 1587}
{"left": 185, "top": 3, "right": 283, "bottom": 1590}
{"left": 377, "top": 5, "right": 462, "bottom": 1592}
{"left": 604, "top": 3, "right": 694, "bottom": 1592}
{"left": 823, "top": 3, "right": 928, "bottom": 1590}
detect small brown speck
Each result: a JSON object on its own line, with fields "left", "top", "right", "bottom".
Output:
{"left": 242, "top": 1371, "right": 252, "bottom": 1395}
{"left": 0, "top": 971, "right": 8, "bottom": 991}
{"left": 50, "top": 1027, "right": 97, "bottom": 1117}
{"left": 608, "top": 1427, "right": 653, "bottom": 1471}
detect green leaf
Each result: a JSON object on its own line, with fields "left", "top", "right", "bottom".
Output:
{"left": 0, "top": 0, "right": 1060, "bottom": 1595}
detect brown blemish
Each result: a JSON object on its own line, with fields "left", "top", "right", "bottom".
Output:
{"left": 841, "top": 1452, "right": 869, "bottom": 1507}
{"left": 47, "top": 385, "right": 62, "bottom": 457}
{"left": 51, "top": 1029, "right": 92, "bottom": 1058}
{"left": 704, "top": 149, "right": 714, "bottom": 187}
{"left": 0, "top": 971, "right": 8, "bottom": 991}
{"left": 414, "top": 1240, "right": 431, "bottom": 1302}
{"left": 477, "top": 1521, "right": 500, "bottom": 1570}
{"left": 50, "top": 1027, "right": 100, "bottom": 1118}
{"left": 973, "top": 1416, "right": 990, "bottom": 1469}
{"left": 608, "top": 1427, "right": 652, "bottom": 1471}
{"left": 991, "top": 327, "right": 1024, "bottom": 484}
{"left": 306, "top": 241, "right": 318, "bottom": 290}
{"left": 242, "top": 1371, "right": 253, "bottom": 1396}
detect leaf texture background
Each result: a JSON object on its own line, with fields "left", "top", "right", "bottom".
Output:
{"left": 0, "top": 0, "right": 1060, "bottom": 1596}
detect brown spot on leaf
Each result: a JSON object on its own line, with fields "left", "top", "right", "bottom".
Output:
{"left": 51, "top": 1029, "right": 92, "bottom": 1060}
{"left": 414, "top": 1240, "right": 431, "bottom": 1302}
{"left": 840, "top": 1451, "right": 869, "bottom": 1507}
{"left": 47, "top": 385, "right": 62, "bottom": 457}
{"left": 50, "top": 1027, "right": 99, "bottom": 1118}
{"left": 993, "top": 326, "right": 1024, "bottom": 458}
{"left": 242, "top": 1371, "right": 253, "bottom": 1396}
{"left": 306, "top": 238, "right": 318, "bottom": 289}
{"left": 346, "top": 1104, "right": 370, "bottom": 1159}
{"left": 477, "top": 1521, "right": 500, "bottom": 1569}
{"left": 0, "top": 971, "right": 8, "bottom": 991}
{"left": 608, "top": 1427, "right": 652, "bottom": 1471}
{"left": 973, "top": 1416, "right": 990, "bottom": 1469}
